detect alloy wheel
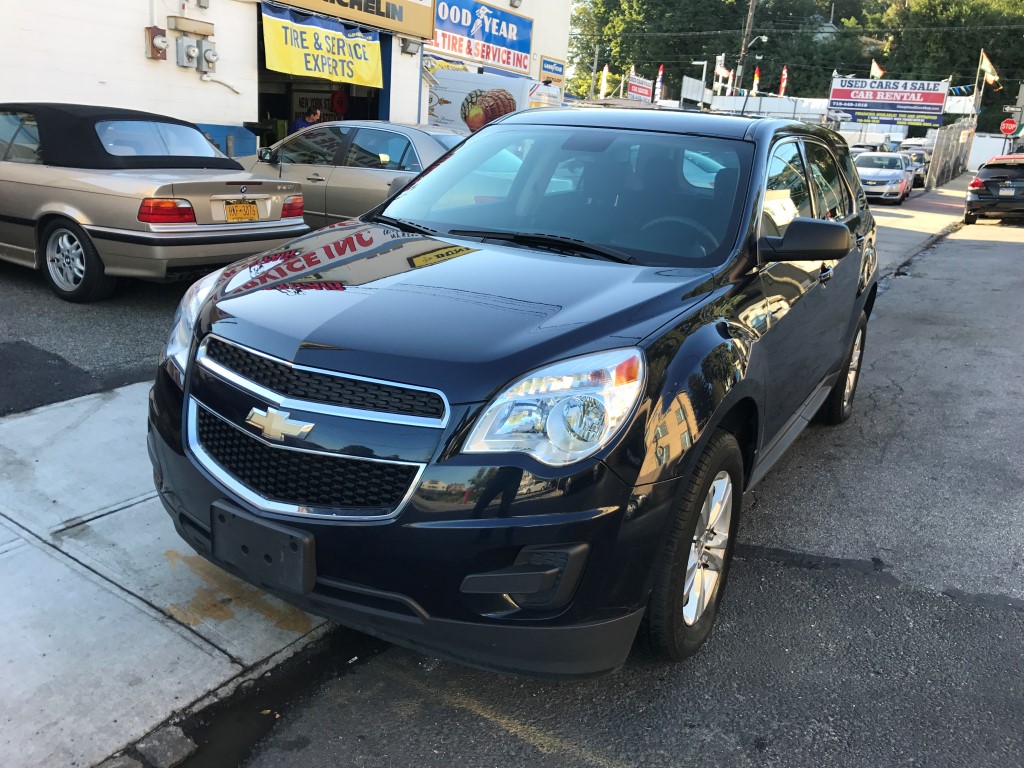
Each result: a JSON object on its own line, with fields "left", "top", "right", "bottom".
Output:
{"left": 46, "top": 229, "right": 86, "bottom": 292}
{"left": 682, "top": 470, "right": 733, "bottom": 625}
{"left": 843, "top": 328, "right": 864, "bottom": 409}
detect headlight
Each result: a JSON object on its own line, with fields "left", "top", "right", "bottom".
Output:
{"left": 463, "top": 348, "right": 645, "bottom": 466}
{"left": 160, "top": 268, "right": 224, "bottom": 381}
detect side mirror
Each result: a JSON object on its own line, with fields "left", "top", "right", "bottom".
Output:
{"left": 258, "top": 147, "right": 275, "bottom": 163}
{"left": 760, "top": 217, "right": 852, "bottom": 262}
{"left": 388, "top": 174, "right": 415, "bottom": 197}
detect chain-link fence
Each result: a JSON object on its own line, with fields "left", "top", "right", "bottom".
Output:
{"left": 924, "top": 117, "right": 977, "bottom": 189}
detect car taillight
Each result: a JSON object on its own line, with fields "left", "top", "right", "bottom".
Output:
{"left": 138, "top": 198, "right": 196, "bottom": 224}
{"left": 967, "top": 177, "right": 985, "bottom": 190}
{"left": 281, "top": 194, "right": 304, "bottom": 218}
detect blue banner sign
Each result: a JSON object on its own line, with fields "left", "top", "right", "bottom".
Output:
{"left": 432, "top": 0, "right": 534, "bottom": 74}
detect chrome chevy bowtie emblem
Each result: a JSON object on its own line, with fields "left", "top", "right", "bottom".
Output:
{"left": 245, "top": 407, "right": 314, "bottom": 441}
{"left": 240, "top": 185, "right": 248, "bottom": 194}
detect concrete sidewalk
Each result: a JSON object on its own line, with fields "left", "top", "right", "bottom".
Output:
{"left": 0, "top": 173, "right": 973, "bottom": 768}
{"left": 0, "top": 384, "right": 326, "bottom": 768}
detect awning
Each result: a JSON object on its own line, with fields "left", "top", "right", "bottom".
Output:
{"left": 261, "top": 3, "right": 383, "bottom": 88}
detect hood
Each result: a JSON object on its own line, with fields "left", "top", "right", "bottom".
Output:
{"left": 200, "top": 222, "right": 715, "bottom": 404}
{"left": 857, "top": 167, "right": 904, "bottom": 181}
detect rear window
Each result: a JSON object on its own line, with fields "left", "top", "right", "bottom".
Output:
{"left": 94, "top": 121, "right": 225, "bottom": 158}
{"left": 433, "top": 134, "right": 464, "bottom": 150}
{"left": 979, "top": 163, "right": 1024, "bottom": 180}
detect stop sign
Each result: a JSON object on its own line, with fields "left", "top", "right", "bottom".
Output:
{"left": 1001, "top": 118, "right": 1018, "bottom": 135}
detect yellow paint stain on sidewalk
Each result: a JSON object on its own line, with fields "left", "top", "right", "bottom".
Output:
{"left": 164, "top": 549, "right": 312, "bottom": 634}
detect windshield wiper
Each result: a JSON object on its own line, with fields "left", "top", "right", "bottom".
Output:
{"left": 366, "top": 213, "right": 436, "bottom": 235}
{"left": 447, "top": 229, "right": 636, "bottom": 264}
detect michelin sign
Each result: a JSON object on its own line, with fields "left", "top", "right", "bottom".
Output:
{"left": 430, "top": 0, "right": 534, "bottom": 74}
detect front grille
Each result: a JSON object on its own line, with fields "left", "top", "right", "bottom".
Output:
{"left": 196, "top": 407, "right": 417, "bottom": 512}
{"left": 204, "top": 338, "right": 445, "bottom": 420}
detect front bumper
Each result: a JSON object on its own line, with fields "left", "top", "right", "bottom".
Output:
{"left": 85, "top": 220, "right": 310, "bottom": 279}
{"left": 148, "top": 364, "right": 675, "bottom": 678}
{"left": 862, "top": 182, "right": 905, "bottom": 200}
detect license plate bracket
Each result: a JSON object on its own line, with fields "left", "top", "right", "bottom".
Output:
{"left": 225, "top": 201, "right": 259, "bottom": 222}
{"left": 999, "top": 187, "right": 1015, "bottom": 197}
{"left": 211, "top": 501, "right": 316, "bottom": 594}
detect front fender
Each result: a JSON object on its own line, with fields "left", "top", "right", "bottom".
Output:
{"left": 604, "top": 302, "right": 762, "bottom": 490}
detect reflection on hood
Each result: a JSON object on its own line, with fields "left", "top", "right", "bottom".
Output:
{"left": 218, "top": 222, "right": 477, "bottom": 300}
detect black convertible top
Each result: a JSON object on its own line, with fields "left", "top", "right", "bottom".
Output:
{"left": 1, "top": 102, "right": 243, "bottom": 171}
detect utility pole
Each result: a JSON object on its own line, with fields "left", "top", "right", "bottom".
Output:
{"left": 734, "top": 0, "right": 758, "bottom": 96}
{"left": 589, "top": 44, "right": 599, "bottom": 100}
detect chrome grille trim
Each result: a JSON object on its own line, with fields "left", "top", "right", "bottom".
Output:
{"left": 185, "top": 398, "right": 425, "bottom": 521}
{"left": 195, "top": 334, "right": 449, "bottom": 429}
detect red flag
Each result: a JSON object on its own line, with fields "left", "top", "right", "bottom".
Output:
{"left": 752, "top": 66, "right": 761, "bottom": 94}
{"left": 778, "top": 65, "right": 789, "bottom": 97}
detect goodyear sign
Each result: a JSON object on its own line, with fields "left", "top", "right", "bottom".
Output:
{"left": 539, "top": 55, "right": 566, "bottom": 90}
{"left": 431, "top": 0, "right": 533, "bottom": 74}
{"left": 261, "top": 3, "right": 383, "bottom": 88}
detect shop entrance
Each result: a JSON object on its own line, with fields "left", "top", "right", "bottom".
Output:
{"left": 247, "top": 13, "right": 389, "bottom": 148}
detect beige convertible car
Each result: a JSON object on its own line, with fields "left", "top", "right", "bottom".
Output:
{"left": 0, "top": 103, "right": 309, "bottom": 301}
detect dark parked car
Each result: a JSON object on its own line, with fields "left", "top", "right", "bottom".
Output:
{"left": 148, "top": 110, "right": 878, "bottom": 678}
{"left": 964, "top": 155, "right": 1024, "bottom": 224}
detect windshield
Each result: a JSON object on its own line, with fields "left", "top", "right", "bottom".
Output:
{"left": 855, "top": 154, "right": 902, "bottom": 170}
{"left": 94, "top": 121, "right": 226, "bottom": 158}
{"left": 381, "top": 125, "right": 753, "bottom": 268}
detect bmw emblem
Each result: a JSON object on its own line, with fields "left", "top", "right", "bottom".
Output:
{"left": 240, "top": 185, "right": 248, "bottom": 194}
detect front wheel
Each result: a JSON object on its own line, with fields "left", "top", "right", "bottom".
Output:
{"left": 646, "top": 430, "right": 744, "bottom": 661}
{"left": 40, "top": 220, "right": 117, "bottom": 302}
{"left": 818, "top": 312, "right": 867, "bottom": 425}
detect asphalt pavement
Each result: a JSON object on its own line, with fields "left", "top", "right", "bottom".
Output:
{"left": 5, "top": 174, "right": 1022, "bottom": 768}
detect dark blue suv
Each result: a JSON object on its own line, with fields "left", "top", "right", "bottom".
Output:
{"left": 149, "top": 109, "right": 877, "bottom": 678}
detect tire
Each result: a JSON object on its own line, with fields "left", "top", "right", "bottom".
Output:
{"left": 818, "top": 311, "right": 867, "bottom": 425}
{"left": 40, "top": 219, "right": 117, "bottom": 302}
{"left": 646, "top": 430, "right": 744, "bottom": 662}
{"left": 964, "top": 212, "right": 978, "bottom": 225}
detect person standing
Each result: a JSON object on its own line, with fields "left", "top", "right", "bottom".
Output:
{"left": 290, "top": 106, "right": 320, "bottom": 135}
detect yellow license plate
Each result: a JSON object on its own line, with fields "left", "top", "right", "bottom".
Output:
{"left": 226, "top": 202, "right": 259, "bottom": 222}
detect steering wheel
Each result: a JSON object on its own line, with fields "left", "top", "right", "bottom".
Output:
{"left": 640, "top": 215, "right": 719, "bottom": 254}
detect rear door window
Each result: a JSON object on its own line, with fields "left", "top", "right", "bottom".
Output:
{"left": 344, "top": 128, "right": 420, "bottom": 172}
{"left": 2, "top": 113, "right": 42, "bottom": 164}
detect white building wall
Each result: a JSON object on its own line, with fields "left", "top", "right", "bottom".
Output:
{"left": 388, "top": 40, "right": 427, "bottom": 124}
{"left": 0, "top": 0, "right": 258, "bottom": 126}
{"left": 512, "top": 0, "right": 572, "bottom": 82}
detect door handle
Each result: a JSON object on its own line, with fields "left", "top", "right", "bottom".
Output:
{"left": 819, "top": 265, "right": 834, "bottom": 284}
{"left": 307, "top": 174, "right": 326, "bottom": 182}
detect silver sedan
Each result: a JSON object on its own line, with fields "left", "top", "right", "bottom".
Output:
{"left": 241, "top": 121, "right": 465, "bottom": 229}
